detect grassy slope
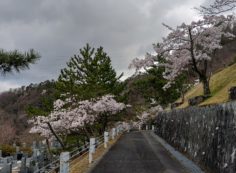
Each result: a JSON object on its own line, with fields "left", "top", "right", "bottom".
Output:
{"left": 178, "top": 63, "right": 236, "bottom": 108}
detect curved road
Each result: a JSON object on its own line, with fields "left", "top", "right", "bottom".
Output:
{"left": 90, "top": 131, "right": 190, "bottom": 173}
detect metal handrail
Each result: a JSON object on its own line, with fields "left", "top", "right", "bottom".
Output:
{"left": 70, "top": 144, "right": 90, "bottom": 160}
{"left": 34, "top": 127, "right": 128, "bottom": 173}
{"left": 34, "top": 158, "right": 60, "bottom": 173}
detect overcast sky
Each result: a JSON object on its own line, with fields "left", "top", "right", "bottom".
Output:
{"left": 0, "top": 0, "right": 210, "bottom": 92}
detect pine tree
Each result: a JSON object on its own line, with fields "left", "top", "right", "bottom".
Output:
{"left": 57, "top": 44, "right": 123, "bottom": 100}
{"left": 0, "top": 49, "right": 40, "bottom": 74}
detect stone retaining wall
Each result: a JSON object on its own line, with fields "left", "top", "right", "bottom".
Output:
{"left": 155, "top": 101, "right": 236, "bottom": 173}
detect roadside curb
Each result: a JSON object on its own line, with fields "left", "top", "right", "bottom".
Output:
{"left": 150, "top": 131, "right": 205, "bottom": 173}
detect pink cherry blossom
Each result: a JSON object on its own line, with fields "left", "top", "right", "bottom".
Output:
{"left": 129, "top": 15, "right": 235, "bottom": 93}
{"left": 29, "top": 95, "right": 125, "bottom": 138}
{"left": 137, "top": 105, "right": 163, "bottom": 125}
{"left": 198, "top": 0, "right": 236, "bottom": 15}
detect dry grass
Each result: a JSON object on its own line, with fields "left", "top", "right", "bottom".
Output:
{"left": 177, "top": 63, "right": 236, "bottom": 108}
{"left": 69, "top": 136, "right": 121, "bottom": 173}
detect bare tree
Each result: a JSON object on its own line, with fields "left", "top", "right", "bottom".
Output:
{"left": 0, "top": 120, "right": 16, "bottom": 145}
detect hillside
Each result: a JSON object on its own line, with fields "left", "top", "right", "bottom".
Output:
{"left": 0, "top": 80, "right": 56, "bottom": 143}
{"left": 177, "top": 63, "right": 236, "bottom": 108}
{"left": 0, "top": 38, "right": 235, "bottom": 144}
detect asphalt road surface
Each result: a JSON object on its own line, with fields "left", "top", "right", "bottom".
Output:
{"left": 90, "top": 131, "right": 190, "bottom": 173}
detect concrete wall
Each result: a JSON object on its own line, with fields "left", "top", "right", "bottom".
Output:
{"left": 155, "top": 101, "right": 236, "bottom": 173}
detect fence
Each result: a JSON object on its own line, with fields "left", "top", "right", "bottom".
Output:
{"left": 154, "top": 101, "right": 236, "bottom": 173}
{"left": 34, "top": 125, "right": 129, "bottom": 173}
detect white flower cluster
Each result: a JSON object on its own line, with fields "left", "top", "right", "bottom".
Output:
{"left": 137, "top": 105, "right": 163, "bottom": 125}
{"left": 29, "top": 95, "right": 125, "bottom": 138}
{"left": 199, "top": 0, "right": 236, "bottom": 15}
{"left": 129, "top": 15, "right": 235, "bottom": 90}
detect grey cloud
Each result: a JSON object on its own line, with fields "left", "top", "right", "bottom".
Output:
{"left": 0, "top": 0, "right": 206, "bottom": 92}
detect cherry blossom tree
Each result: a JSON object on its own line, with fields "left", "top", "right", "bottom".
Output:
{"left": 29, "top": 94, "right": 125, "bottom": 149}
{"left": 157, "top": 15, "right": 235, "bottom": 95}
{"left": 130, "top": 15, "right": 235, "bottom": 96}
{"left": 137, "top": 111, "right": 150, "bottom": 125}
{"left": 93, "top": 95, "right": 125, "bottom": 132}
{"left": 30, "top": 99, "right": 94, "bottom": 148}
{"left": 137, "top": 105, "right": 163, "bottom": 125}
{"left": 197, "top": 0, "right": 236, "bottom": 15}
{"left": 129, "top": 53, "right": 155, "bottom": 72}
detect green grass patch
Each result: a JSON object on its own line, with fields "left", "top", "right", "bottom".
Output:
{"left": 177, "top": 63, "right": 236, "bottom": 108}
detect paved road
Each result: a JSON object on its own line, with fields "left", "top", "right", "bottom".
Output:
{"left": 90, "top": 131, "right": 190, "bottom": 173}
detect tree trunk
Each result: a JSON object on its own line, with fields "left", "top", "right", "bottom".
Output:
{"left": 46, "top": 138, "right": 53, "bottom": 160}
{"left": 88, "top": 126, "right": 95, "bottom": 136}
{"left": 101, "top": 114, "right": 108, "bottom": 134}
{"left": 181, "top": 92, "right": 185, "bottom": 103}
{"left": 83, "top": 127, "right": 91, "bottom": 139}
{"left": 47, "top": 122, "right": 66, "bottom": 149}
{"left": 180, "top": 86, "right": 185, "bottom": 103}
{"left": 188, "top": 28, "right": 211, "bottom": 96}
{"left": 201, "top": 77, "right": 211, "bottom": 96}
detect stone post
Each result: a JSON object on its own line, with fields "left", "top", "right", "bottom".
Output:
{"left": 146, "top": 125, "right": 148, "bottom": 130}
{"left": 116, "top": 127, "right": 119, "bottom": 134}
{"left": 112, "top": 128, "right": 116, "bottom": 139}
{"left": 35, "top": 162, "right": 39, "bottom": 172}
{"left": 16, "top": 146, "right": 20, "bottom": 153}
{"left": 104, "top": 132, "right": 109, "bottom": 148}
{"left": 32, "top": 141, "right": 36, "bottom": 149}
{"left": 128, "top": 124, "right": 131, "bottom": 132}
{"left": 20, "top": 157, "right": 27, "bottom": 173}
{"left": 89, "top": 138, "right": 96, "bottom": 164}
{"left": 60, "top": 152, "right": 70, "bottom": 173}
